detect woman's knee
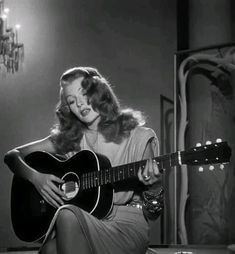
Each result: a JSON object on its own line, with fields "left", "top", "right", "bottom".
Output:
{"left": 56, "top": 208, "right": 79, "bottom": 229}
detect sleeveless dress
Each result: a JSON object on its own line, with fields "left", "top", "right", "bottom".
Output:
{"left": 40, "top": 126, "right": 159, "bottom": 254}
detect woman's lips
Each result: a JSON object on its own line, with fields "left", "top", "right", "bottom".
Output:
{"left": 80, "top": 108, "right": 90, "bottom": 116}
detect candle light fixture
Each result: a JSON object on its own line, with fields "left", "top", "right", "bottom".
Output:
{"left": 0, "top": 0, "right": 24, "bottom": 73}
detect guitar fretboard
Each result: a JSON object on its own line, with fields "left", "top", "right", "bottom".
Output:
{"left": 81, "top": 152, "right": 180, "bottom": 190}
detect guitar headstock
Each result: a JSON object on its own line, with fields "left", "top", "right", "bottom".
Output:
{"left": 181, "top": 139, "right": 232, "bottom": 171}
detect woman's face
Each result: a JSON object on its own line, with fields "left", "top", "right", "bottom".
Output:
{"left": 63, "top": 76, "right": 100, "bottom": 128}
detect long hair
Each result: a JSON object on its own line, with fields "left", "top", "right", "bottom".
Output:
{"left": 50, "top": 67, "right": 145, "bottom": 153}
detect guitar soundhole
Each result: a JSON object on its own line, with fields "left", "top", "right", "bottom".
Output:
{"left": 60, "top": 172, "right": 80, "bottom": 201}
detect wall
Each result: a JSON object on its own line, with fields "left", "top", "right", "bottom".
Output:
{"left": 0, "top": 0, "right": 176, "bottom": 248}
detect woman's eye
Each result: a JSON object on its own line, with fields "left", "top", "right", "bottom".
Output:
{"left": 67, "top": 100, "right": 75, "bottom": 105}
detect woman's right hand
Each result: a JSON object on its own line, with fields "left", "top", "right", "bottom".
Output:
{"left": 31, "top": 172, "right": 66, "bottom": 208}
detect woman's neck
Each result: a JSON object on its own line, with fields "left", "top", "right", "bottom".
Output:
{"left": 86, "top": 115, "right": 100, "bottom": 131}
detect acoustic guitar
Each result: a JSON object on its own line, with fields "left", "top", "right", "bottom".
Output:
{"left": 11, "top": 141, "right": 231, "bottom": 242}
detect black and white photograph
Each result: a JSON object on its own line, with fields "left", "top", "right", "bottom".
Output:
{"left": 0, "top": 1, "right": 234, "bottom": 254}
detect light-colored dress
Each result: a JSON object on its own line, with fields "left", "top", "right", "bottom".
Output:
{"left": 41, "top": 126, "right": 159, "bottom": 254}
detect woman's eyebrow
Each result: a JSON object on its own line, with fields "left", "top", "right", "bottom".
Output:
{"left": 65, "top": 95, "right": 75, "bottom": 100}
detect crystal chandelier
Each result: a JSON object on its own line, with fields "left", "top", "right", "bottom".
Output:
{"left": 0, "top": 0, "right": 24, "bottom": 73}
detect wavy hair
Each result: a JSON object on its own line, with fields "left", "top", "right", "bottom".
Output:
{"left": 50, "top": 67, "right": 145, "bottom": 153}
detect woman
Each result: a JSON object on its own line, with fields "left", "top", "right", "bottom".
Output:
{"left": 4, "top": 67, "right": 162, "bottom": 254}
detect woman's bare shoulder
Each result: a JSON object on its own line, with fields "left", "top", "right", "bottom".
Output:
{"left": 14, "top": 136, "right": 57, "bottom": 157}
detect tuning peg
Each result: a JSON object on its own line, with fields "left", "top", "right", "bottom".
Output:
{"left": 206, "top": 140, "right": 212, "bottom": 145}
{"left": 198, "top": 166, "right": 204, "bottom": 172}
{"left": 220, "top": 164, "right": 225, "bottom": 170}
{"left": 209, "top": 165, "right": 214, "bottom": 171}
{"left": 216, "top": 138, "right": 222, "bottom": 143}
{"left": 196, "top": 143, "right": 202, "bottom": 147}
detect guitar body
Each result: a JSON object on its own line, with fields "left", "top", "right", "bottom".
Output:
{"left": 11, "top": 150, "right": 113, "bottom": 242}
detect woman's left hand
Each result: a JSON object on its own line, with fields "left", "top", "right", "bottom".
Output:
{"left": 138, "top": 158, "right": 161, "bottom": 185}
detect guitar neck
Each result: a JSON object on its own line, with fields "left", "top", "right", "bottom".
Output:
{"left": 81, "top": 152, "right": 180, "bottom": 190}
{"left": 80, "top": 141, "right": 231, "bottom": 190}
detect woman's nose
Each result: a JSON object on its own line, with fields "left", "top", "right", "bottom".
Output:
{"left": 75, "top": 93, "right": 87, "bottom": 107}
{"left": 76, "top": 101, "right": 83, "bottom": 107}
{"left": 75, "top": 97, "right": 85, "bottom": 107}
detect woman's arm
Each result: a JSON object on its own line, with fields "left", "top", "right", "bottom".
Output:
{"left": 4, "top": 136, "right": 55, "bottom": 180}
{"left": 138, "top": 138, "right": 164, "bottom": 220}
{"left": 137, "top": 138, "right": 161, "bottom": 185}
{"left": 4, "top": 136, "right": 66, "bottom": 208}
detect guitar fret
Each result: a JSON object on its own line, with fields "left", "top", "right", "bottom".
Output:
{"left": 90, "top": 172, "right": 94, "bottom": 188}
{"left": 87, "top": 172, "right": 89, "bottom": 189}
{"left": 99, "top": 171, "right": 101, "bottom": 186}
{"left": 92, "top": 172, "right": 95, "bottom": 188}
{"left": 99, "top": 171, "right": 103, "bottom": 185}
{"left": 127, "top": 164, "right": 130, "bottom": 178}
{"left": 112, "top": 168, "right": 116, "bottom": 183}
{"left": 87, "top": 173, "right": 89, "bottom": 188}
{"left": 89, "top": 172, "right": 91, "bottom": 188}
{"left": 120, "top": 168, "right": 124, "bottom": 180}
{"left": 126, "top": 166, "right": 129, "bottom": 178}
{"left": 104, "top": 170, "right": 106, "bottom": 184}
{"left": 92, "top": 172, "right": 94, "bottom": 188}
{"left": 82, "top": 175, "right": 85, "bottom": 190}
{"left": 107, "top": 169, "right": 109, "bottom": 183}
{"left": 101, "top": 170, "right": 104, "bottom": 185}
{"left": 133, "top": 163, "right": 137, "bottom": 176}
{"left": 111, "top": 168, "right": 114, "bottom": 183}
{"left": 84, "top": 174, "right": 86, "bottom": 189}
{"left": 84, "top": 173, "right": 86, "bottom": 189}
{"left": 121, "top": 167, "right": 124, "bottom": 180}
{"left": 94, "top": 171, "right": 98, "bottom": 187}
{"left": 117, "top": 167, "right": 121, "bottom": 181}
{"left": 92, "top": 172, "right": 96, "bottom": 187}
{"left": 122, "top": 167, "right": 125, "bottom": 179}
{"left": 86, "top": 172, "right": 89, "bottom": 189}
{"left": 108, "top": 169, "right": 111, "bottom": 183}
{"left": 102, "top": 171, "right": 105, "bottom": 185}
{"left": 85, "top": 173, "right": 88, "bottom": 189}
{"left": 94, "top": 172, "right": 97, "bottom": 187}
{"left": 98, "top": 171, "right": 101, "bottom": 186}
{"left": 91, "top": 172, "right": 93, "bottom": 188}
{"left": 119, "top": 168, "right": 122, "bottom": 180}
{"left": 114, "top": 167, "right": 118, "bottom": 182}
{"left": 104, "top": 170, "right": 107, "bottom": 184}
{"left": 88, "top": 172, "right": 91, "bottom": 189}
{"left": 106, "top": 170, "right": 108, "bottom": 183}
{"left": 130, "top": 166, "right": 134, "bottom": 177}
{"left": 117, "top": 167, "right": 120, "bottom": 181}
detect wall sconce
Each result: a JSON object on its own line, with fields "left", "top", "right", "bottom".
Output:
{"left": 0, "top": 0, "right": 24, "bottom": 73}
